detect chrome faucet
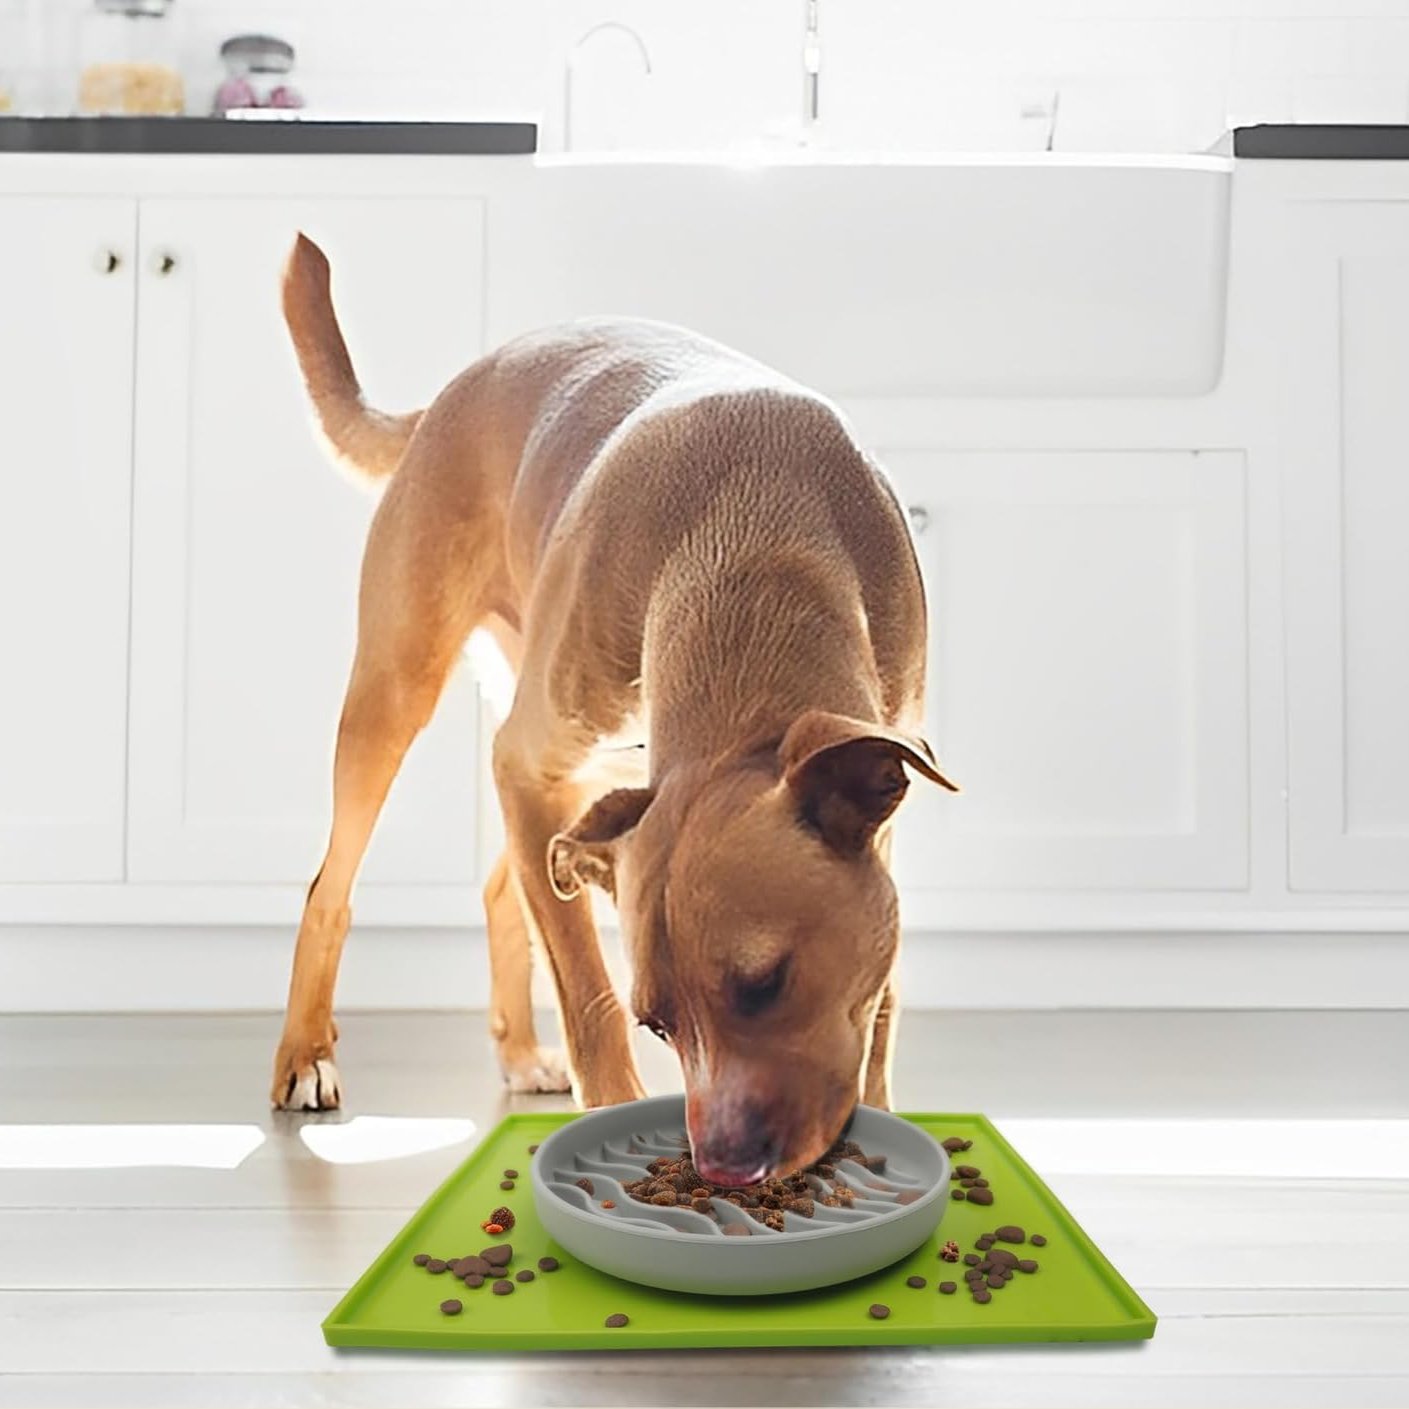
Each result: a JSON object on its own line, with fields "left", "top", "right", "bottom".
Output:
{"left": 563, "top": 20, "right": 654, "bottom": 152}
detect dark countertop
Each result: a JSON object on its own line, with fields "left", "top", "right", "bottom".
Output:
{"left": 0, "top": 116, "right": 537, "bottom": 155}
{"left": 1234, "top": 124, "right": 1409, "bottom": 158}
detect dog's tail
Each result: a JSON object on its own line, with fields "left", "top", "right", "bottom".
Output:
{"left": 281, "top": 232, "right": 423, "bottom": 484}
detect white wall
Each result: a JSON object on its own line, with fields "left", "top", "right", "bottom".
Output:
{"left": 15, "top": 1, "right": 1409, "bottom": 149}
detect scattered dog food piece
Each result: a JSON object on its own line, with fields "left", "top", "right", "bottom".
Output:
{"left": 960, "top": 1179, "right": 976, "bottom": 1189}
{"left": 973, "top": 1178, "right": 989, "bottom": 1187}
{"left": 439, "top": 1298, "right": 462, "bottom": 1316}
{"left": 966, "top": 1187, "right": 994, "bottom": 1206}
{"left": 963, "top": 1254, "right": 980, "bottom": 1267}
{"left": 868, "top": 1304, "right": 891, "bottom": 1320}
{"left": 465, "top": 1274, "right": 485, "bottom": 1289}
{"left": 972, "top": 1287, "right": 992, "bottom": 1304}
{"left": 1018, "top": 1259, "right": 1039, "bottom": 1274}
{"left": 528, "top": 1144, "right": 539, "bottom": 1154}
{"left": 537, "top": 1257, "right": 560, "bottom": 1272}
{"left": 1030, "top": 1234, "right": 1047, "bottom": 1247}
{"left": 906, "top": 1275, "right": 927, "bottom": 1289}
{"left": 988, "top": 1249, "right": 1019, "bottom": 1269}
{"left": 722, "top": 1224, "right": 751, "bottom": 1236}
{"left": 995, "top": 1225, "right": 1025, "bottom": 1243}
{"left": 515, "top": 1269, "right": 535, "bottom": 1283}
{"left": 941, "top": 1137, "right": 967, "bottom": 1153}
{"left": 939, "top": 1240, "right": 960, "bottom": 1262}
{"left": 863, "top": 1155, "right": 888, "bottom": 1172}
{"left": 955, "top": 1165, "right": 980, "bottom": 1179}
{"left": 489, "top": 1206, "right": 516, "bottom": 1231}
{"left": 939, "top": 1280, "right": 957, "bottom": 1294}
{"left": 976, "top": 1236, "right": 995, "bottom": 1250}
{"left": 500, "top": 1180, "right": 516, "bottom": 1191}
{"left": 576, "top": 1177, "right": 595, "bottom": 1197}
{"left": 413, "top": 1254, "right": 430, "bottom": 1267}
{"left": 426, "top": 1259, "right": 447, "bottom": 1274}
{"left": 985, "top": 1273, "right": 1005, "bottom": 1290}
{"left": 601, "top": 1200, "right": 616, "bottom": 1210}
{"left": 503, "top": 1169, "right": 519, "bottom": 1179}
{"left": 481, "top": 1245, "right": 513, "bottom": 1267}
{"left": 484, "top": 1223, "right": 505, "bottom": 1236}
{"left": 491, "top": 1280, "right": 514, "bottom": 1296}
{"left": 604, "top": 1313, "right": 629, "bottom": 1328}
{"left": 460, "top": 1256, "right": 492, "bottom": 1277}
{"left": 950, "top": 1189, "right": 965, "bottom": 1200}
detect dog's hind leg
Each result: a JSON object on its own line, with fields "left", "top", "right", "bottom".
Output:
{"left": 484, "top": 851, "right": 571, "bottom": 1093}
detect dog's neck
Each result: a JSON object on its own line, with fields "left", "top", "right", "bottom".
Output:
{"left": 643, "top": 550, "right": 883, "bottom": 774}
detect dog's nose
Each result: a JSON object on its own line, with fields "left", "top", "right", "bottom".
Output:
{"left": 691, "top": 1103, "right": 778, "bottom": 1187}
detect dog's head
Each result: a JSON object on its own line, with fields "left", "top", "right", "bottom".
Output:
{"left": 548, "top": 709, "right": 957, "bottom": 1185}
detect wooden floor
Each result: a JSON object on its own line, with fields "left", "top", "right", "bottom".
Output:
{"left": 1, "top": 1009, "right": 1407, "bottom": 1408}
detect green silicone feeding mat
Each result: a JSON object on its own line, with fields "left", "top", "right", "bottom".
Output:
{"left": 323, "top": 1112, "right": 1155, "bottom": 1351}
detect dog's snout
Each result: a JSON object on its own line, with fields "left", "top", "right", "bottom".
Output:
{"left": 691, "top": 1100, "right": 779, "bottom": 1187}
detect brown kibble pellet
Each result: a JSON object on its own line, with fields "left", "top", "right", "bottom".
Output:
{"left": 939, "top": 1280, "right": 957, "bottom": 1294}
{"left": 950, "top": 1188, "right": 965, "bottom": 1200}
{"left": 465, "top": 1273, "right": 484, "bottom": 1288}
{"left": 955, "top": 1165, "right": 980, "bottom": 1179}
{"left": 906, "top": 1275, "right": 926, "bottom": 1289}
{"left": 973, "top": 1178, "right": 989, "bottom": 1187}
{"left": 538, "top": 1257, "right": 559, "bottom": 1272}
{"left": 941, "top": 1137, "right": 967, "bottom": 1153}
{"left": 439, "top": 1298, "right": 462, "bottom": 1315}
{"left": 604, "top": 1313, "right": 629, "bottom": 1328}
{"left": 500, "top": 1180, "right": 515, "bottom": 1191}
{"left": 503, "top": 1169, "right": 519, "bottom": 1179}
{"left": 995, "top": 1225, "right": 1025, "bottom": 1243}
{"left": 966, "top": 1187, "right": 994, "bottom": 1206}
{"left": 963, "top": 1253, "right": 980, "bottom": 1267}
{"left": 1030, "top": 1234, "right": 1047, "bottom": 1247}
{"left": 1018, "top": 1258, "right": 1039, "bottom": 1273}
{"left": 973, "top": 1287, "right": 992, "bottom": 1304}
{"left": 426, "top": 1259, "right": 447, "bottom": 1274}
{"left": 413, "top": 1253, "right": 430, "bottom": 1266}
{"left": 576, "top": 1177, "right": 594, "bottom": 1196}
{"left": 481, "top": 1244, "right": 512, "bottom": 1266}
{"left": 528, "top": 1144, "right": 539, "bottom": 1154}
{"left": 986, "top": 1273, "right": 1005, "bottom": 1289}
{"left": 492, "top": 1279, "right": 514, "bottom": 1295}
{"left": 868, "top": 1303, "right": 891, "bottom": 1319}
{"left": 960, "top": 1179, "right": 976, "bottom": 1188}
{"left": 989, "top": 1249, "right": 1019, "bottom": 1268}
{"left": 515, "top": 1269, "right": 535, "bottom": 1283}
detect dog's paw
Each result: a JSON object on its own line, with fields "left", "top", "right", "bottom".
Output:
{"left": 499, "top": 1046, "right": 572, "bottom": 1094}
{"left": 272, "top": 1050, "right": 343, "bottom": 1111}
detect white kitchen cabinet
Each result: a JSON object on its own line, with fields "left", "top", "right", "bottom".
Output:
{"left": 0, "top": 196, "right": 137, "bottom": 882}
{"left": 1281, "top": 202, "right": 1409, "bottom": 891}
{"left": 125, "top": 196, "right": 493, "bottom": 886}
{"left": 887, "top": 450, "right": 1248, "bottom": 894}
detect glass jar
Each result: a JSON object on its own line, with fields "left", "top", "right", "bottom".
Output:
{"left": 213, "top": 33, "right": 302, "bottom": 115}
{"left": 77, "top": 0, "right": 184, "bottom": 116}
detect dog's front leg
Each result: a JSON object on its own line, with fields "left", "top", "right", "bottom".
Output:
{"left": 493, "top": 746, "right": 645, "bottom": 1109}
{"left": 862, "top": 980, "right": 898, "bottom": 1110}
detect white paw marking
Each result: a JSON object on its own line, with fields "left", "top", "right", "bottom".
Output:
{"left": 501, "top": 1048, "right": 572, "bottom": 1094}
{"left": 282, "top": 1058, "right": 343, "bottom": 1111}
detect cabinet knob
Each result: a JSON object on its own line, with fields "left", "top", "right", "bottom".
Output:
{"left": 907, "top": 504, "right": 930, "bottom": 534}
{"left": 151, "top": 250, "right": 178, "bottom": 277}
{"left": 93, "top": 248, "right": 122, "bottom": 275}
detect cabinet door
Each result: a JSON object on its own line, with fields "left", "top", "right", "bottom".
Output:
{"left": 0, "top": 197, "right": 137, "bottom": 882}
{"left": 1282, "top": 205, "right": 1409, "bottom": 890}
{"left": 127, "top": 197, "right": 490, "bottom": 885}
{"left": 887, "top": 450, "right": 1247, "bottom": 895}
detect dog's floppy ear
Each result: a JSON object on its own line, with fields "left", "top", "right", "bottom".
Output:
{"left": 780, "top": 710, "right": 958, "bottom": 855}
{"left": 548, "top": 787, "right": 655, "bottom": 901}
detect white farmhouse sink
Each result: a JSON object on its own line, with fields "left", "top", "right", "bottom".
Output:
{"left": 489, "top": 154, "right": 1232, "bottom": 397}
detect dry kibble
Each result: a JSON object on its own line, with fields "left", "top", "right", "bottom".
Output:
{"left": 868, "top": 1303, "right": 891, "bottom": 1319}
{"left": 604, "top": 1312, "right": 629, "bottom": 1328}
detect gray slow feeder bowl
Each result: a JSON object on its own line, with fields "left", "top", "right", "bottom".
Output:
{"left": 530, "top": 1094, "right": 950, "bottom": 1295}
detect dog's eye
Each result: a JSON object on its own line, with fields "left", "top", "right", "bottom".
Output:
{"left": 729, "top": 958, "right": 790, "bottom": 1019}
{"left": 638, "top": 1013, "right": 673, "bottom": 1044}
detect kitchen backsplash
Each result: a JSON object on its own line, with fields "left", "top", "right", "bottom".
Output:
{"left": 8, "top": 0, "right": 1409, "bottom": 150}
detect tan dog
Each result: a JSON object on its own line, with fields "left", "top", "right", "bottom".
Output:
{"left": 272, "top": 234, "right": 957, "bottom": 1184}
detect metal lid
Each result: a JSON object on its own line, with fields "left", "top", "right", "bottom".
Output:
{"left": 218, "top": 33, "right": 296, "bottom": 74}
